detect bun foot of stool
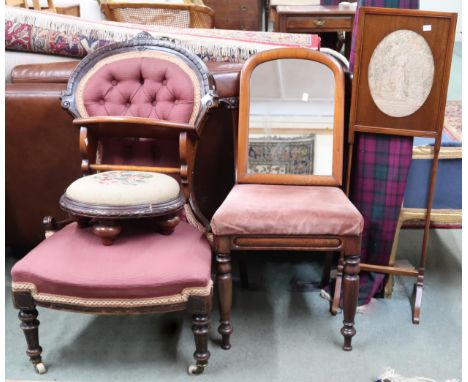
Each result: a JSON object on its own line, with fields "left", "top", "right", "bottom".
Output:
{"left": 187, "top": 362, "right": 207, "bottom": 375}
{"left": 156, "top": 216, "right": 180, "bottom": 235}
{"left": 93, "top": 221, "right": 122, "bottom": 245}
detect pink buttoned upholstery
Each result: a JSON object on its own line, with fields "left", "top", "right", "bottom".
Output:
{"left": 82, "top": 57, "right": 195, "bottom": 123}
{"left": 211, "top": 184, "right": 364, "bottom": 236}
{"left": 11, "top": 221, "right": 211, "bottom": 299}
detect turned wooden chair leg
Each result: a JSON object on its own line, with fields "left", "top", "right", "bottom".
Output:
{"left": 341, "top": 255, "right": 360, "bottom": 351}
{"left": 92, "top": 220, "right": 122, "bottom": 245}
{"left": 216, "top": 252, "right": 233, "bottom": 350}
{"left": 331, "top": 256, "right": 344, "bottom": 315}
{"left": 157, "top": 215, "right": 180, "bottom": 235}
{"left": 188, "top": 313, "right": 210, "bottom": 375}
{"left": 18, "top": 307, "right": 46, "bottom": 374}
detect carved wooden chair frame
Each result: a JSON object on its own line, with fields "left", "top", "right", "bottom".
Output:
{"left": 60, "top": 33, "right": 219, "bottom": 244}
{"left": 213, "top": 48, "right": 361, "bottom": 351}
{"left": 12, "top": 34, "right": 218, "bottom": 375}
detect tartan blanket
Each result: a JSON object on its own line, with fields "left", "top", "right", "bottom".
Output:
{"left": 5, "top": 6, "right": 319, "bottom": 63}
{"left": 350, "top": 134, "right": 413, "bottom": 304}
{"left": 350, "top": 0, "right": 418, "bottom": 304}
{"left": 321, "top": 0, "right": 418, "bottom": 305}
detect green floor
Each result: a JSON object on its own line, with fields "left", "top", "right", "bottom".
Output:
{"left": 5, "top": 42, "right": 462, "bottom": 382}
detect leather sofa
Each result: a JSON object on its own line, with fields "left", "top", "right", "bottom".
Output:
{"left": 6, "top": 60, "right": 242, "bottom": 250}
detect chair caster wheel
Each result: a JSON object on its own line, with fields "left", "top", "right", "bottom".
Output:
{"left": 34, "top": 362, "right": 47, "bottom": 374}
{"left": 187, "top": 363, "right": 206, "bottom": 375}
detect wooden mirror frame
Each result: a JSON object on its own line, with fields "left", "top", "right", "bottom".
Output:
{"left": 236, "top": 48, "right": 345, "bottom": 186}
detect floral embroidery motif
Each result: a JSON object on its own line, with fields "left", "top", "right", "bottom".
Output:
{"left": 5, "top": 20, "right": 32, "bottom": 51}
{"left": 95, "top": 171, "right": 155, "bottom": 186}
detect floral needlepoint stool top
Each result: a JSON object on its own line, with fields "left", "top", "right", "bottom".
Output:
{"left": 60, "top": 170, "right": 185, "bottom": 245}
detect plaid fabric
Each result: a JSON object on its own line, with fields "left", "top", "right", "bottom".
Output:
{"left": 345, "top": 0, "right": 418, "bottom": 305}
{"left": 349, "top": 0, "right": 419, "bottom": 71}
{"left": 318, "top": 1, "right": 419, "bottom": 305}
{"left": 350, "top": 134, "right": 414, "bottom": 304}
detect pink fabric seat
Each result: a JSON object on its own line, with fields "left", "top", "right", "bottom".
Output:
{"left": 12, "top": 221, "right": 211, "bottom": 300}
{"left": 211, "top": 184, "right": 364, "bottom": 236}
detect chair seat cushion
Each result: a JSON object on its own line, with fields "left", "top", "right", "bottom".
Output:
{"left": 11, "top": 221, "right": 211, "bottom": 303}
{"left": 65, "top": 171, "right": 180, "bottom": 206}
{"left": 211, "top": 184, "right": 363, "bottom": 236}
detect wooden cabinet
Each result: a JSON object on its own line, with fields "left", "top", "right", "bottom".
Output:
{"left": 274, "top": 5, "right": 355, "bottom": 57}
{"left": 204, "top": 0, "right": 263, "bottom": 31}
{"left": 284, "top": 15, "right": 353, "bottom": 31}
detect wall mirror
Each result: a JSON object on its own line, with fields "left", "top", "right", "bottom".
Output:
{"left": 237, "top": 48, "right": 345, "bottom": 186}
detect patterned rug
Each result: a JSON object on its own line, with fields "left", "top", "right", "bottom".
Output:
{"left": 5, "top": 6, "right": 319, "bottom": 63}
{"left": 443, "top": 100, "right": 462, "bottom": 142}
{"left": 248, "top": 135, "right": 315, "bottom": 175}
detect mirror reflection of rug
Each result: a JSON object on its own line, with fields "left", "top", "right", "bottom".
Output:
{"left": 248, "top": 135, "right": 314, "bottom": 175}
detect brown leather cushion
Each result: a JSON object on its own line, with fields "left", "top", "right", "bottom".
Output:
{"left": 211, "top": 184, "right": 363, "bottom": 236}
{"left": 11, "top": 221, "right": 211, "bottom": 300}
{"left": 10, "top": 60, "right": 242, "bottom": 98}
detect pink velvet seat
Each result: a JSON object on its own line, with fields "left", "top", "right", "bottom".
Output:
{"left": 211, "top": 184, "right": 364, "bottom": 236}
{"left": 12, "top": 221, "right": 211, "bottom": 301}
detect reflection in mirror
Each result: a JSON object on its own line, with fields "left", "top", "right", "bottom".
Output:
{"left": 248, "top": 59, "right": 335, "bottom": 176}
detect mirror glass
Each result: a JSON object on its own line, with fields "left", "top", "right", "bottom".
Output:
{"left": 368, "top": 29, "right": 434, "bottom": 118}
{"left": 248, "top": 59, "right": 335, "bottom": 176}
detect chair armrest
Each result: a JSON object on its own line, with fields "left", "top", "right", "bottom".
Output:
{"left": 73, "top": 116, "right": 198, "bottom": 138}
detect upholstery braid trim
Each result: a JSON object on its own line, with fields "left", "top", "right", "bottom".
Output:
{"left": 183, "top": 204, "right": 213, "bottom": 244}
{"left": 75, "top": 51, "right": 201, "bottom": 124}
{"left": 183, "top": 203, "right": 207, "bottom": 233}
{"left": 12, "top": 280, "right": 213, "bottom": 308}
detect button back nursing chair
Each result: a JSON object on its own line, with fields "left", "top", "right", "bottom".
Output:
{"left": 210, "top": 48, "right": 363, "bottom": 351}
{"left": 58, "top": 32, "right": 218, "bottom": 245}
{"left": 11, "top": 33, "right": 218, "bottom": 375}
